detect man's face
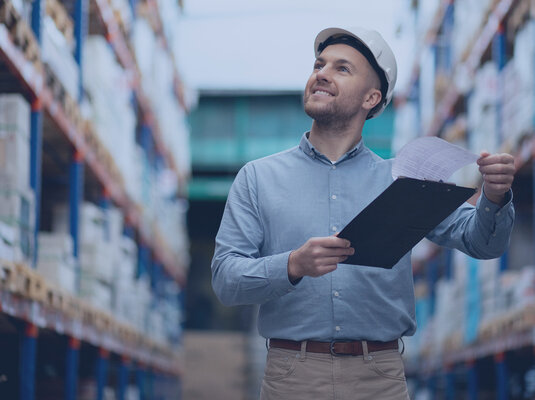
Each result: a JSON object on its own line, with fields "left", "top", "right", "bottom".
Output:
{"left": 303, "top": 43, "right": 381, "bottom": 125}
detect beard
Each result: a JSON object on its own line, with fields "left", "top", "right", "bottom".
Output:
{"left": 303, "top": 92, "right": 360, "bottom": 129}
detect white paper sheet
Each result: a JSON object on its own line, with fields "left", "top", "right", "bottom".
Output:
{"left": 392, "top": 137, "right": 479, "bottom": 182}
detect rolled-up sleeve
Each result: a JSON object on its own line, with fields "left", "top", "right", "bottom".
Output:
{"left": 427, "top": 188, "right": 514, "bottom": 259}
{"left": 211, "top": 164, "right": 297, "bottom": 306}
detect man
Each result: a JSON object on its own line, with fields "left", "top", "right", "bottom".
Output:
{"left": 211, "top": 26, "right": 515, "bottom": 399}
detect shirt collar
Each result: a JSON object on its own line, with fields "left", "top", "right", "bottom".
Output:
{"left": 299, "top": 132, "right": 364, "bottom": 164}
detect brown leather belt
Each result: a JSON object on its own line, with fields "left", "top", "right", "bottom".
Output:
{"left": 269, "top": 338, "right": 398, "bottom": 356}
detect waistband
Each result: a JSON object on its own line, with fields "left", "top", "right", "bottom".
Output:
{"left": 269, "top": 338, "right": 399, "bottom": 356}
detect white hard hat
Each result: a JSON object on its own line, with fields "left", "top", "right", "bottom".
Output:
{"left": 314, "top": 27, "right": 397, "bottom": 119}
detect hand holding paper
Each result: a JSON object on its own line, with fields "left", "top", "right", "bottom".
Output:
{"left": 392, "top": 136, "right": 479, "bottom": 181}
{"left": 477, "top": 152, "right": 515, "bottom": 205}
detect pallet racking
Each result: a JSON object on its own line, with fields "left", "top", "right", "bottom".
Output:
{"left": 0, "top": 0, "right": 189, "bottom": 396}
{"left": 396, "top": 0, "right": 535, "bottom": 398}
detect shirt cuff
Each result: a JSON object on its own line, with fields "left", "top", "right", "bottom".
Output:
{"left": 479, "top": 187, "right": 512, "bottom": 211}
{"left": 477, "top": 188, "right": 514, "bottom": 228}
{"left": 266, "top": 251, "right": 298, "bottom": 297}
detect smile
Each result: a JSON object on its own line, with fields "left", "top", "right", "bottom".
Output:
{"left": 313, "top": 90, "right": 334, "bottom": 96}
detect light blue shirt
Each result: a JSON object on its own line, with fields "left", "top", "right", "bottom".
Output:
{"left": 211, "top": 133, "right": 514, "bottom": 342}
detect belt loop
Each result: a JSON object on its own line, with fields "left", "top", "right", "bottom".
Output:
{"left": 362, "top": 340, "right": 372, "bottom": 361}
{"left": 265, "top": 338, "right": 270, "bottom": 351}
{"left": 299, "top": 340, "right": 307, "bottom": 361}
{"left": 399, "top": 338, "right": 405, "bottom": 355}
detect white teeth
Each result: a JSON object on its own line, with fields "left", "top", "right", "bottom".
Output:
{"left": 314, "top": 90, "right": 332, "bottom": 96}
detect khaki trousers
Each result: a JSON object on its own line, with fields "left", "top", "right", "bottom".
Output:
{"left": 259, "top": 341, "right": 410, "bottom": 400}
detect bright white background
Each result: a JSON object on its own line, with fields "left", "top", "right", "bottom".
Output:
{"left": 175, "top": 0, "right": 414, "bottom": 93}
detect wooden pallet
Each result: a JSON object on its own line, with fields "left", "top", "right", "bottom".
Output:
{"left": 81, "top": 121, "right": 124, "bottom": 187}
{"left": 0, "top": 260, "right": 16, "bottom": 292}
{"left": 62, "top": 294, "right": 82, "bottom": 320}
{"left": 81, "top": 304, "right": 98, "bottom": 327}
{"left": 94, "top": 309, "right": 113, "bottom": 332}
{"left": 43, "top": 64, "right": 86, "bottom": 133}
{"left": 44, "top": 63, "right": 66, "bottom": 108}
{"left": 114, "top": 322, "right": 141, "bottom": 344}
{"left": 13, "top": 263, "right": 48, "bottom": 303}
{"left": 0, "top": 0, "right": 17, "bottom": 31}
{"left": 63, "top": 92, "right": 84, "bottom": 133}
{"left": 478, "top": 305, "right": 535, "bottom": 340}
{"left": 443, "top": 331, "right": 464, "bottom": 353}
{"left": 44, "top": 284, "right": 65, "bottom": 311}
{"left": 45, "top": 0, "right": 74, "bottom": 46}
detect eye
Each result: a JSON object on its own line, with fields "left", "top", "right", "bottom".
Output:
{"left": 313, "top": 62, "right": 324, "bottom": 71}
{"left": 338, "top": 65, "right": 350, "bottom": 73}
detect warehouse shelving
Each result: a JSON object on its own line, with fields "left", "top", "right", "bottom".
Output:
{"left": 0, "top": 0, "right": 188, "bottom": 396}
{"left": 397, "top": 0, "right": 535, "bottom": 398}
{"left": 422, "top": 0, "right": 516, "bottom": 138}
{"left": 90, "top": 0, "right": 186, "bottom": 182}
{"left": 0, "top": 0, "right": 186, "bottom": 281}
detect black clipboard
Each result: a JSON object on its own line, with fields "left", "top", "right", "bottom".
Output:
{"left": 338, "top": 177, "right": 477, "bottom": 268}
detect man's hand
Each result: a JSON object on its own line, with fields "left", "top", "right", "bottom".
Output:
{"left": 287, "top": 236, "right": 354, "bottom": 283}
{"left": 477, "top": 152, "right": 515, "bottom": 205}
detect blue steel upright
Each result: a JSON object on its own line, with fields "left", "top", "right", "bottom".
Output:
{"left": 73, "top": 0, "right": 88, "bottom": 102}
{"left": 28, "top": 0, "right": 44, "bottom": 265}
{"left": 20, "top": 323, "right": 38, "bottom": 400}
{"left": 445, "top": 367, "right": 456, "bottom": 400}
{"left": 96, "top": 348, "right": 109, "bottom": 400}
{"left": 495, "top": 352, "right": 508, "bottom": 400}
{"left": 137, "top": 366, "right": 146, "bottom": 400}
{"left": 117, "top": 357, "right": 130, "bottom": 400}
{"left": 467, "top": 360, "right": 478, "bottom": 400}
{"left": 69, "top": 151, "right": 84, "bottom": 293}
{"left": 64, "top": 337, "right": 80, "bottom": 400}
{"left": 29, "top": 100, "right": 43, "bottom": 268}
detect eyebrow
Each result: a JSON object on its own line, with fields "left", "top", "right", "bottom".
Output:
{"left": 315, "top": 57, "right": 356, "bottom": 70}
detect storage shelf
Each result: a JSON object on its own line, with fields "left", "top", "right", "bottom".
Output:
{"left": 408, "top": 305, "right": 535, "bottom": 376}
{"left": 140, "top": 0, "right": 188, "bottom": 112}
{"left": 0, "top": 21, "right": 186, "bottom": 285}
{"left": 401, "top": 0, "right": 452, "bottom": 100}
{"left": 425, "top": 0, "right": 516, "bottom": 137}
{"left": 0, "top": 260, "right": 182, "bottom": 376}
{"left": 0, "top": 23, "right": 44, "bottom": 98}
{"left": 90, "top": 0, "right": 184, "bottom": 181}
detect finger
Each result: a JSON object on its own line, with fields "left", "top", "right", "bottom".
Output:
{"left": 477, "top": 153, "right": 514, "bottom": 167}
{"left": 477, "top": 151, "right": 490, "bottom": 163}
{"left": 483, "top": 184, "right": 512, "bottom": 194}
{"left": 318, "top": 236, "right": 352, "bottom": 248}
{"left": 478, "top": 163, "right": 516, "bottom": 175}
{"left": 482, "top": 174, "right": 514, "bottom": 185}
{"left": 326, "top": 247, "right": 355, "bottom": 257}
{"left": 312, "top": 264, "right": 338, "bottom": 277}
{"left": 319, "top": 256, "right": 349, "bottom": 266}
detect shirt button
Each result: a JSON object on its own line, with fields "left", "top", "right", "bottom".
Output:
{"left": 485, "top": 207, "right": 490, "bottom": 212}
{"left": 332, "top": 165, "right": 336, "bottom": 170}
{"left": 496, "top": 211, "right": 501, "bottom": 216}
{"left": 492, "top": 233, "right": 497, "bottom": 237}
{"left": 334, "top": 291, "right": 340, "bottom": 297}
{"left": 332, "top": 226, "right": 338, "bottom": 232}
{"left": 331, "top": 194, "right": 337, "bottom": 200}
{"left": 335, "top": 326, "right": 341, "bottom": 332}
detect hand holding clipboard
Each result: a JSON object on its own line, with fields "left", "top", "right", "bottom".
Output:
{"left": 338, "top": 137, "right": 479, "bottom": 268}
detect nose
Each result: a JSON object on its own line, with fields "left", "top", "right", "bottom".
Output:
{"left": 315, "top": 66, "right": 331, "bottom": 82}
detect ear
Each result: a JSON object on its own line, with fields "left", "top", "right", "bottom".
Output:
{"left": 362, "top": 88, "right": 382, "bottom": 112}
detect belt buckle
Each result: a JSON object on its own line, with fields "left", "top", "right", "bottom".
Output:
{"left": 329, "top": 340, "right": 353, "bottom": 356}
